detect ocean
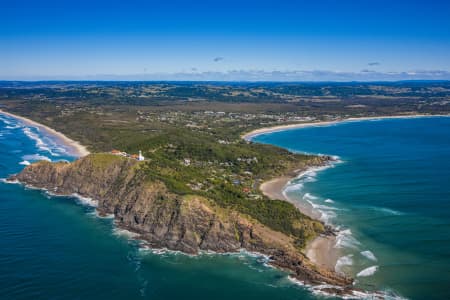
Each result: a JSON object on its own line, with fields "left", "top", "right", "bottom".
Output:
{"left": 1, "top": 114, "right": 449, "bottom": 300}
{"left": 0, "top": 114, "right": 331, "bottom": 300}
{"left": 253, "top": 116, "right": 450, "bottom": 300}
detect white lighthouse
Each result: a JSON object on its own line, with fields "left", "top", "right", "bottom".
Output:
{"left": 138, "top": 150, "right": 145, "bottom": 161}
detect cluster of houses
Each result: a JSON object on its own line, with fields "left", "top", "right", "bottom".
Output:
{"left": 110, "top": 149, "right": 145, "bottom": 161}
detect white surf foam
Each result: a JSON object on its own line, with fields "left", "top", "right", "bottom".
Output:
{"left": 335, "top": 254, "right": 353, "bottom": 274}
{"left": 374, "top": 207, "right": 405, "bottom": 216}
{"left": 22, "top": 154, "right": 51, "bottom": 162}
{"left": 19, "top": 160, "right": 31, "bottom": 166}
{"left": 334, "top": 229, "right": 361, "bottom": 249}
{"left": 0, "top": 118, "right": 12, "bottom": 125}
{"left": 23, "top": 127, "right": 47, "bottom": 150}
{"left": 324, "top": 198, "right": 334, "bottom": 203}
{"left": 288, "top": 275, "right": 405, "bottom": 300}
{"left": 0, "top": 178, "right": 20, "bottom": 184}
{"left": 305, "top": 199, "right": 340, "bottom": 211}
{"left": 113, "top": 227, "right": 140, "bottom": 239}
{"left": 284, "top": 162, "right": 343, "bottom": 224}
{"left": 71, "top": 193, "right": 98, "bottom": 207}
{"left": 320, "top": 210, "right": 337, "bottom": 224}
{"left": 22, "top": 127, "right": 62, "bottom": 156}
{"left": 360, "top": 250, "right": 377, "bottom": 261}
{"left": 303, "top": 176, "right": 317, "bottom": 183}
{"left": 303, "top": 192, "right": 318, "bottom": 200}
{"left": 283, "top": 182, "right": 304, "bottom": 193}
{"left": 356, "top": 265, "right": 379, "bottom": 277}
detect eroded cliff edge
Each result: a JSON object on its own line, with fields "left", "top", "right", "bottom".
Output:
{"left": 10, "top": 153, "right": 352, "bottom": 292}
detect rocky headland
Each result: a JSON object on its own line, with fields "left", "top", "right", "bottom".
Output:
{"left": 9, "top": 153, "right": 353, "bottom": 295}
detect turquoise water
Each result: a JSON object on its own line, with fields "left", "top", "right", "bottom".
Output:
{"left": 253, "top": 116, "right": 450, "bottom": 300}
{"left": 0, "top": 114, "right": 332, "bottom": 300}
{"left": 1, "top": 114, "right": 449, "bottom": 300}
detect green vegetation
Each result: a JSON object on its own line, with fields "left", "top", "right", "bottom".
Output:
{"left": 2, "top": 81, "right": 449, "bottom": 247}
{"left": 84, "top": 153, "right": 128, "bottom": 168}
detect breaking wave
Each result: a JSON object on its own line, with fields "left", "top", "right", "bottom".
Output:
{"left": 22, "top": 127, "right": 63, "bottom": 156}
{"left": 356, "top": 265, "right": 379, "bottom": 277}
{"left": 288, "top": 276, "right": 406, "bottom": 300}
{"left": 371, "top": 206, "right": 405, "bottom": 216}
{"left": 22, "top": 154, "right": 51, "bottom": 162}
{"left": 283, "top": 182, "right": 303, "bottom": 193}
{"left": 335, "top": 229, "right": 361, "bottom": 249}
{"left": 0, "top": 178, "right": 20, "bottom": 184}
{"left": 19, "top": 160, "right": 31, "bottom": 166}
{"left": 113, "top": 227, "right": 141, "bottom": 239}
{"left": 303, "top": 192, "right": 318, "bottom": 200}
{"left": 71, "top": 193, "right": 98, "bottom": 207}
{"left": 335, "top": 254, "right": 353, "bottom": 274}
{"left": 360, "top": 250, "right": 377, "bottom": 261}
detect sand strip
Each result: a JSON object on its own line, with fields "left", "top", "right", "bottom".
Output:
{"left": 242, "top": 114, "right": 448, "bottom": 141}
{"left": 250, "top": 114, "right": 450, "bottom": 272}
{"left": 259, "top": 173, "right": 338, "bottom": 271}
{"left": 0, "top": 109, "right": 90, "bottom": 157}
{"left": 305, "top": 235, "right": 339, "bottom": 271}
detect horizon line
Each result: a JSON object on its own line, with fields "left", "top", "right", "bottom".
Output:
{"left": 1, "top": 79, "right": 450, "bottom": 84}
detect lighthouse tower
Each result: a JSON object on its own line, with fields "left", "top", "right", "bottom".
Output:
{"left": 138, "top": 150, "right": 145, "bottom": 161}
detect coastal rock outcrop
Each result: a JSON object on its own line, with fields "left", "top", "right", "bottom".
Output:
{"left": 10, "top": 154, "right": 352, "bottom": 289}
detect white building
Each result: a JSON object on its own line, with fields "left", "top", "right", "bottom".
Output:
{"left": 138, "top": 150, "right": 145, "bottom": 161}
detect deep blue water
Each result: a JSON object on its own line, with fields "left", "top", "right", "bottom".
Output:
{"left": 1, "top": 114, "right": 449, "bottom": 300}
{"left": 253, "top": 116, "right": 450, "bottom": 300}
{"left": 0, "top": 114, "right": 333, "bottom": 300}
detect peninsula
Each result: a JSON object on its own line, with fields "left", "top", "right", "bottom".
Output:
{"left": 2, "top": 81, "right": 450, "bottom": 297}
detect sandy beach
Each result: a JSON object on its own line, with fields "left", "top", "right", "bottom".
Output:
{"left": 305, "top": 236, "right": 339, "bottom": 271}
{"left": 0, "top": 109, "right": 90, "bottom": 157}
{"left": 259, "top": 173, "right": 338, "bottom": 271}
{"left": 242, "top": 114, "right": 447, "bottom": 141}
{"left": 253, "top": 114, "right": 449, "bottom": 273}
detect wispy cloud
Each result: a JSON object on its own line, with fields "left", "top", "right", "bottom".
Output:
{"left": 368, "top": 62, "right": 381, "bottom": 66}
{"left": 213, "top": 57, "right": 224, "bottom": 62}
{"left": 5, "top": 69, "right": 450, "bottom": 81}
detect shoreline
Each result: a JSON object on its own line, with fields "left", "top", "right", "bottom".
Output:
{"left": 0, "top": 109, "right": 90, "bottom": 158}
{"left": 242, "top": 113, "right": 449, "bottom": 141}
{"left": 248, "top": 113, "right": 450, "bottom": 272}
{"left": 259, "top": 167, "right": 339, "bottom": 272}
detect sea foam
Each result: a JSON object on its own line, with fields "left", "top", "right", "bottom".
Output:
{"left": 303, "top": 192, "right": 318, "bottom": 200}
{"left": 22, "top": 127, "right": 62, "bottom": 156}
{"left": 360, "top": 250, "right": 377, "bottom": 261}
{"left": 334, "top": 229, "right": 361, "bottom": 249}
{"left": 71, "top": 193, "right": 98, "bottom": 207}
{"left": 22, "top": 154, "right": 51, "bottom": 162}
{"left": 335, "top": 254, "right": 353, "bottom": 274}
{"left": 113, "top": 227, "right": 140, "bottom": 239}
{"left": 0, "top": 178, "right": 20, "bottom": 184}
{"left": 373, "top": 207, "right": 405, "bottom": 216}
{"left": 356, "top": 265, "right": 379, "bottom": 277}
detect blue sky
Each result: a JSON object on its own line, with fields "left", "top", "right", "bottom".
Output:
{"left": 1, "top": 0, "right": 450, "bottom": 81}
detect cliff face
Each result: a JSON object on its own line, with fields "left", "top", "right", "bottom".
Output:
{"left": 12, "top": 154, "right": 352, "bottom": 289}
